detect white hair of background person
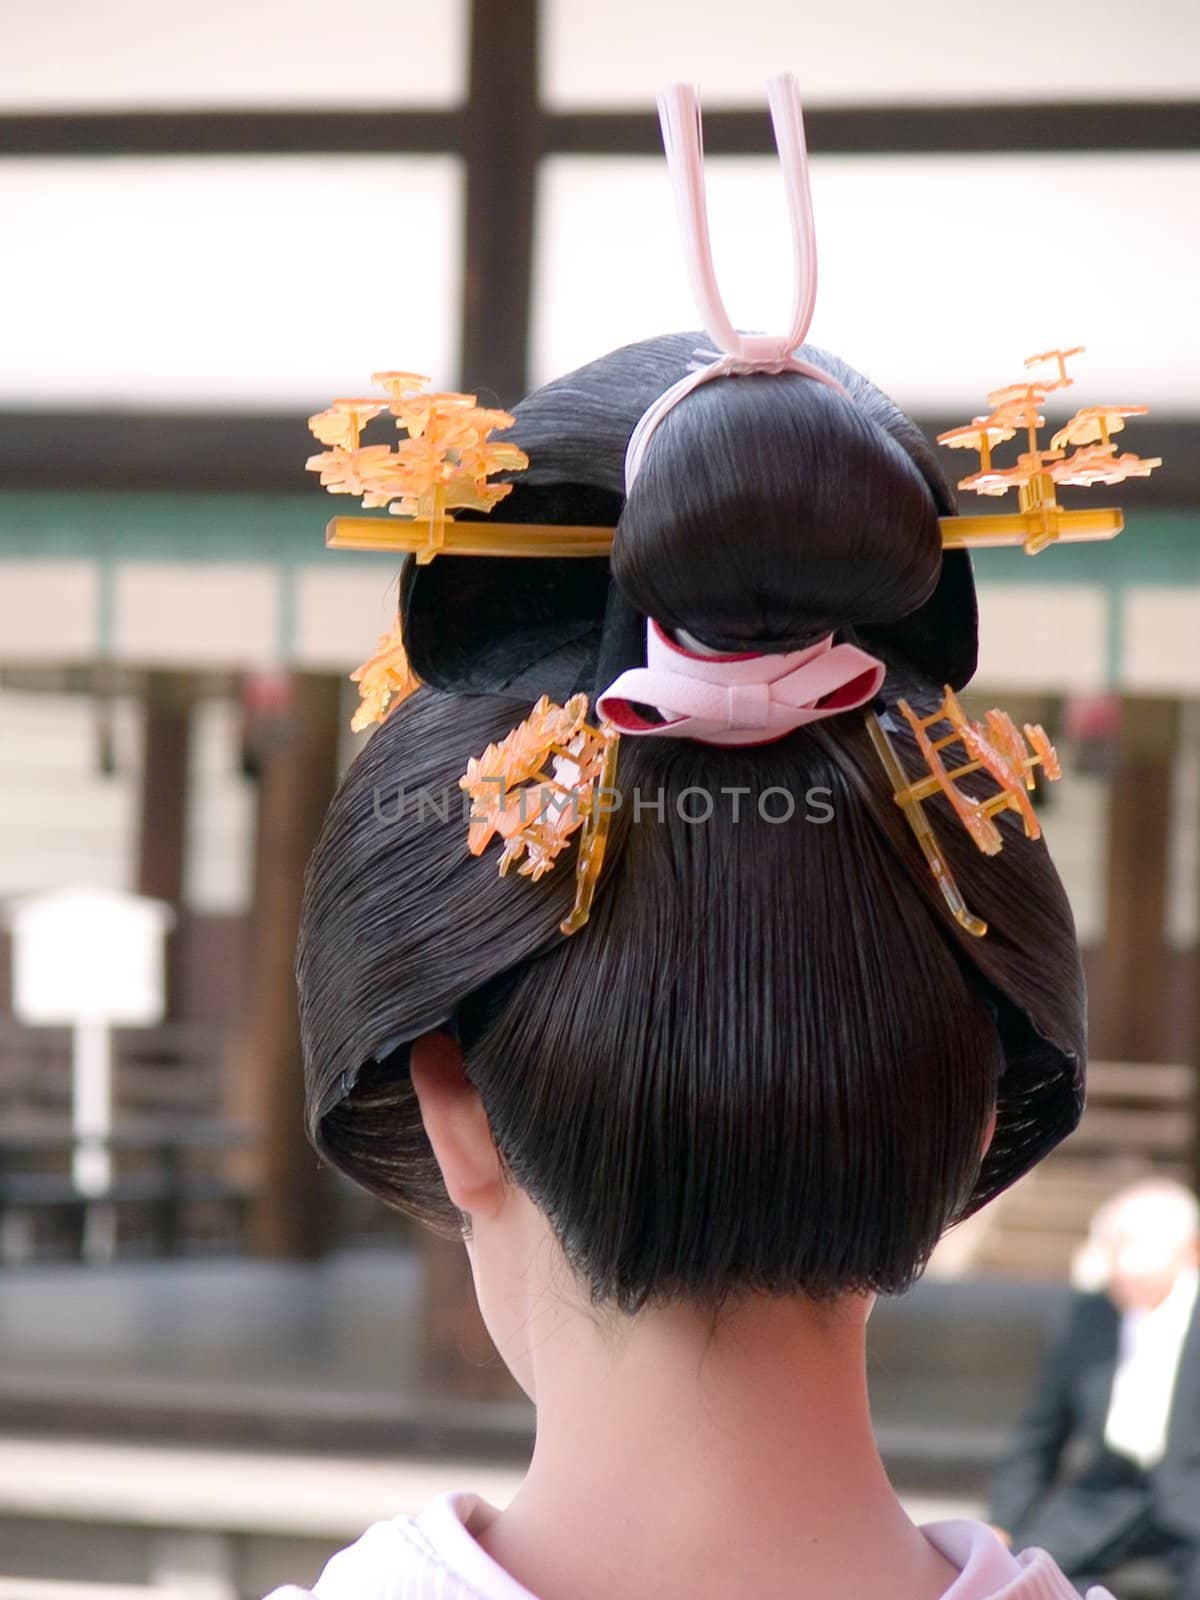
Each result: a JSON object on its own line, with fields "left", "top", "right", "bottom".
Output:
{"left": 1071, "top": 1177, "right": 1200, "bottom": 1292}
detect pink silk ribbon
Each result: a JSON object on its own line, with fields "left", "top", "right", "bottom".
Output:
{"left": 596, "top": 619, "right": 885, "bottom": 747}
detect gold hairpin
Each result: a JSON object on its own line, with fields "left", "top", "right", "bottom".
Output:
{"left": 866, "top": 689, "right": 1062, "bottom": 937}
{"left": 458, "top": 696, "right": 621, "bottom": 936}
{"left": 937, "top": 346, "right": 1160, "bottom": 555}
{"left": 316, "top": 352, "right": 1160, "bottom": 569}
{"left": 347, "top": 620, "right": 420, "bottom": 732}
{"left": 309, "top": 374, "right": 533, "bottom": 727}
{"left": 306, "top": 373, "right": 530, "bottom": 566}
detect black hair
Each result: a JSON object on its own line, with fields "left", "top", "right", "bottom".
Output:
{"left": 296, "top": 334, "right": 1085, "bottom": 1316}
{"left": 616, "top": 369, "right": 942, "bottom": 652}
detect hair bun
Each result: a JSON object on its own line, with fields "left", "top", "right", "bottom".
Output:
{"left": 612, "top": 370, "right": 943, "bottom": 658}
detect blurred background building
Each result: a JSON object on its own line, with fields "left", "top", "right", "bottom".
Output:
{"left": 1, "top": 0, "right": 1198, "bottom": 1595}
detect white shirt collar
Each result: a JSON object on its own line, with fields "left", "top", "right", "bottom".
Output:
{"left": 417, "top": 1493, "right": 1105, "bottom": 1600}
{"left": 1159, "top": 1264, "right": 1199, "bottom": 1325}
{"left": 413, "top": 1490, "right": 540, "bottom": 1599}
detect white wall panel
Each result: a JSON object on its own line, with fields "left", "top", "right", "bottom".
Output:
{"left": 114, "top": 563, "right": 280, "bottom": 666}
{"left": 545, "top": 0, "right": 1200, "bottom": 107}
{"left": 973, "top": 585, "right": 1109, "bottom": 694}
{"left": 532, "top": 154, "right": 1198, "bottom": 415}
{"left": 1, "top": 0, "right": 466, "bottom": 109}
{"left": 0, "top": 691, "right": 141, "bottom": 898}
{"left": 292, "top": 565, "right": 401, "bottom": 670}
{"left": 1038, "top": 767, "right": 1108, "bottom": 949}
{"left": 0, "top": 562, "right": 99, "bottom": 661}
{"left": 184, "top": 697, "right": 255, "bottom": 916}
{"left": 1167, "top": 713, "right": 1200, "bottom": 948}
{"left": 0, "top": 156, "right": 463, "bottom": 410}
{"left": 1123, "top": 587, "right": 1200, "bottom": 691}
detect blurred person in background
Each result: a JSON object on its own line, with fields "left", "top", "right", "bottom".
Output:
{"left": 989, "top": 1179, "right": 1200, "bottom": 1596}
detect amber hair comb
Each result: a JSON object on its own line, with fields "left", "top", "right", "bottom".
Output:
{"left": 866, "top": 690, "right": 1062, "bottom": 938}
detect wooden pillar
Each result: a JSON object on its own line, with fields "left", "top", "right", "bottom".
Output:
{"left": 460, "top": 0, "right": 539, "bottom": 403}
{"left": 137, "top": 671, "right": 193, "bottom": 1015}
{"left": 1191, "top": 701, "right": 1200, "bottom": 1198}
{"left": 1097, "top": 695, "right": 1180, "bottom": 1062}
{"left": 231, "top": 672, "right": 342, "bottom": 1259}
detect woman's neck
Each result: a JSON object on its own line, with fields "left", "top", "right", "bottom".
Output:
{"left": 473, "top": 1291, "right": 962, "bottom": 1600}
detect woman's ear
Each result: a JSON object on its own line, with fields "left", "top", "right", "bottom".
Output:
{"left": 981, "top": 1103, "right": 999, "bottom": 1159}
{"left": 409, "top": 1029, "right": 506, "bottom": 1220}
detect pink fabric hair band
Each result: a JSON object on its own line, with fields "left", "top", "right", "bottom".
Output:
{"left": 622, "top": 72, "right": 853, "bottom": 495}
{"left": 600, "top": 72, "right": 885, "bottom": 749}
{"left": 596, "top": 619, "right": 886, "bottom": 746}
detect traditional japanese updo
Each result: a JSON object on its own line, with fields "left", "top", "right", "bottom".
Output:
{"left": 616, "top": 364, "right": 943, "bottom": 655}
{"left": 296, "top": 333, "right": 1085, "bottom": 1315}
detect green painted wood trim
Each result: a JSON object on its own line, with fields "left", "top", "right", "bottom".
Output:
{"left": 1, "top": 493, "right": 1195, "bottom": 582}
{"left": 0, "top": 492, "right": 396, "bottom": 568}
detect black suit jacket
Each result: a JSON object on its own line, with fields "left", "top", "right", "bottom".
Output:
{"left": 988, "top": 1287, "right": 1200, "bottom": 1564}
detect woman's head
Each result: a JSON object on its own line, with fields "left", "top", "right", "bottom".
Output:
{"left": 296, "top": 334, "right": 1085, "bottom": 1329}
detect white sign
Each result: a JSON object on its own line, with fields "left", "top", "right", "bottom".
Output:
{"left": 6, "top": 885, "right": 174, "bottom": 1026}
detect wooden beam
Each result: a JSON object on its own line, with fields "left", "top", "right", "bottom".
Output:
{"left": 136, "top": 671, "right": 193, "bottom": 1016}
{"left": 229, "top": 672, "right": 342, "bottom": 1259}
{"left": 0, "top": 413, "right": 316, "bottom": 493}
{"left": 0, "top": 108, "right": 462, "bottom": 157}
{"left": 1096, "top": 695, "right": 1180, "bottom": 1062}
{"left": 3, "top": 413, "right": 1196, "bottom": 504}
{"left": 458, "top": 0, "right": 540, "bottom": 402}
{"left": 546, "top": 100, "right": 1200, "bottom": 157}
{"left": 3, "top": 99, "right": 1195, "bottom": 160}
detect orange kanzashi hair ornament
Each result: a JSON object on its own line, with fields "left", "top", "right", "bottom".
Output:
{"left": 347, "top": 621, "right": 420, "bottom": 734}
{"left": 306, "top": 372, "right": 529, "bottom": 561}
{"left": 316, "top": 348, "right": 1160, "bottom": 570}
{"left": 307, "top": 375, "right": 531, "bottom": 729}
{"left": 866, "top": 691, "right": 1062, "bottom": 938}
{"left": 458, "top": 696, "right": 621, "bottom": 937}
{"left": 937, "top": 347, "right": 1161, "bottom": 555}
